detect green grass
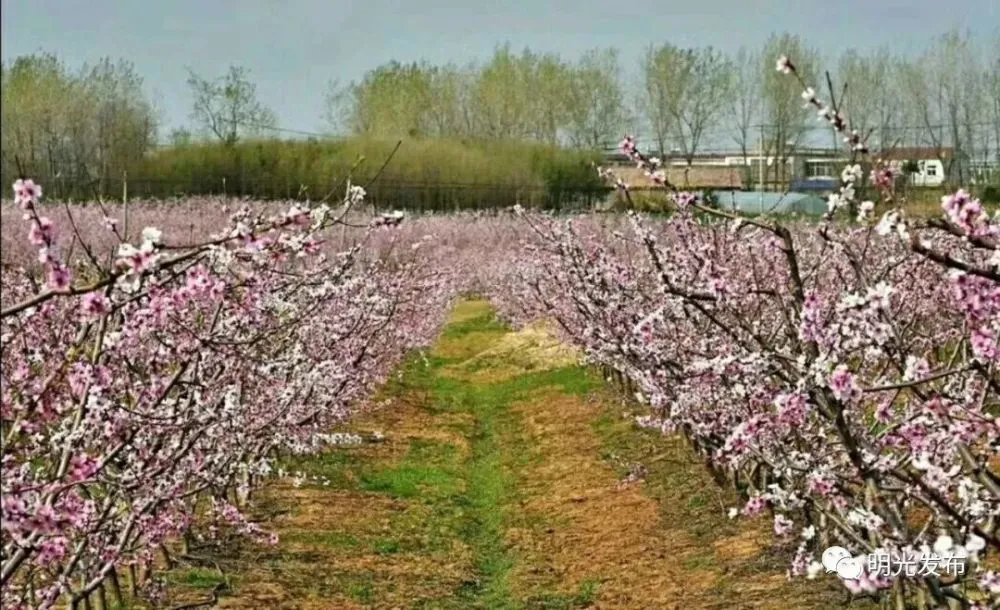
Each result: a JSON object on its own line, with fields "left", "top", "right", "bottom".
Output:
{"left": 411, "top": 308, "right": 610, "bottom": 608}
{"left": 442, "top": 311, "right": 509, "bottom": 339}
{"left": 282, "top": 531, "right": 362, "bottom": 549}
{"left": 457, "top": 382, "right": 520, "bottom": 609}
{"left": 524, "top": 578, "right": 600, "bottom": 609}
{"left": 343, "top": 573, "right": 377, "bottom": 603}
{"left": 266, "top": 301, "right": 542, "bottom": 608}
{"left": 413, "top": 328, "right": 525, "bottom": 607}
{"left": 687, "top": 493, "right": 708, "bottom": 509}
{"left": 359, "top": 439, "right": 461, "bottom": 499}
{"left": 508, "top": 366, "right": 600, "bottom": 397}
{"left": 371, "top": 538, "right": 402, "bottom": 555}
{"left": 410, "top": 303, "right": 602, "bottom": 608}
{"left": 589, "top": 397, "right": 740, "bottom": 543}
{"left": 171, "top": 567, "right": 226, "bottom": 589}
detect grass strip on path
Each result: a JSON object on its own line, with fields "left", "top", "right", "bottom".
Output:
{"left": 158, "top": 299, "right": 870, "bottom": 610}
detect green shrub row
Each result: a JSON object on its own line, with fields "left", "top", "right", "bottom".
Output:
{"left": 24, "top": 137, "right": 611, "bottom": 210}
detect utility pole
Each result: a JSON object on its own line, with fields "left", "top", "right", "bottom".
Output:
{"left": 758, "top": 123, "right": 765, "bottom": 212}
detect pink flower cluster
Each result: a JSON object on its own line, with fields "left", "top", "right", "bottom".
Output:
{"left": 12, "top": 179, "right": 72, "bottom": 291}
{"left": 485, "top": 114, "right": 999, "bottom": 606}
{"left": 942, "top": 189, "right": 999, "bottom": 240}
{"left": 1, "top": 180, "right": 458, "bottom": 609}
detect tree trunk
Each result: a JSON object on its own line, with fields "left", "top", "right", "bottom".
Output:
{"left": 107, "top": 568, "right": 124, "bottom": 607}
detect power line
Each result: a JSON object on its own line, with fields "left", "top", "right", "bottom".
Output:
{"left": 161, "top": 118, "right": 335, "bottom": 145}
{"left": 215, "top": 119, "right": 333, "bottom": 138}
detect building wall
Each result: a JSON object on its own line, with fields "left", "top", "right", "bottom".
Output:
{"left": 613, "top": 165, "right": 745, "bottom": 189}
{"left": 602, "top": 150, "right": 964, "bottom": 190}
{"left": 910, "top": 160, "right": 946, "bottom": 187}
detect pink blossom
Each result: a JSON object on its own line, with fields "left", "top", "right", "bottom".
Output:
{"left": 941, "top": 189, "right": 996, "bottom": 239}
{"left": 303, "top": 237, "right": 324, "bottom": 256}
{"left": 743, "top": 496, "right": 767, "bottom": 517}
{"left": 806, "top": 472, "right": 836, "bottom": 497}
{"left": 12, "top": 178, "right": 42, "bottom": 209}
{"left": 672, "top": 192, "right": 698, "bottom": 207}
{"left": 828, "top": 365, "right": 860, "bottom": 404}
{"left": 80, "top": 292, "right": 112, "bottom": 318}
{"left": 870, "top": 163, "right": 901, "bottom": 189}
{"left": 46, "top": 263, "right": 72, "bottom": 291}
{"left": 28, "top": 216, "right": 54, "bottom": 246}
{"left": 116, "top": 242, "right": 159, "bottom": 274}
{"left": 970, "top": 325, "right": 997, "bottom": 361}
{"left": 29, "top": 504, "right": 61, "bottom": 534}
{"left": 775, "top": 392, "right": 809, "bottom": 427}
{"left": 36, "top": 537, "right": 68, "bottom": 567}
{"left": 618, "top": 135, "right": 637, "bottom": 154}
{"left": 773, "top": 514, "right": 794, "bottom": 536}
{"left": 980, "top": 571, "right": 1000, "bottom": 595}
{"left": 68, "top": 454, "right": 100, "bottom": 482}
{"left": 1, "top": 495, "right": 29, "bottom": 533}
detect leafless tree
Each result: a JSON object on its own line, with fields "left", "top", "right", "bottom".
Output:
{"left": 640, "top": 43, "right": 687, "bottom": 159}
{"left": 666, "top": 47, "right": 733, "bottom": 179}
{"left": 187, "top": 65, "right": 276, "bottom": 145}
{"left": 728, "top": 46, "right": 761, "bottom": 187}
{"left": 837, "top": 46, "right": 899, "bottom": 153}
{"left": 1, "top": 52, "right": 157, "bottom": 192}
{"left": 565, "top": 48, "right": 626, "bottom": 149}
{"left": 759, "top": 33, "right": 819, "bottom": 187}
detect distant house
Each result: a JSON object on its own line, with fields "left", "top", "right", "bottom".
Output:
{"left": 611, "top": 164, "right": 744, "bottom": 190}
{"left": 792, "top": 153, "right": 848, "bottom": 194}
{"left": 601, "top": 151, "right": 746, "bottom": 190}
{"left": 598, "top": 145, "right": 958, "bottom": 192}
{"left": 721, "top": 149, "right": 846, "bottom": 192}
{"left": 878, "top": 147, "right": 954, "bottom": 187}
{"left": 602, "top": 151, "right": 817, "bottom": 191}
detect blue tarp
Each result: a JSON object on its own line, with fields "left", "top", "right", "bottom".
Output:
{"left": 790, "top": 178, "right": 838, "bottom": 192}
{"left": 711, "top": 191, "right": 828, "bottom": 216}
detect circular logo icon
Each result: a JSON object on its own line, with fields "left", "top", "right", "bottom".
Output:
{"left": 835, "top": 555, "right": 864, "bottom": 580}
{"left": 821, "top": 546, "right": 851, "bottom": 573}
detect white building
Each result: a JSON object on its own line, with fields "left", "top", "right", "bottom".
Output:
{"left": 600, "top": 146, "right": 958, "bottom": 189}
{"left": 880, "top": 147, "right": 953, "bottom": 188}
{"left": 910, "top": 159, "right": 946, "bottom": 187}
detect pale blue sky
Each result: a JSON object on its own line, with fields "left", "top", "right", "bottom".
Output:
{"left": 1, "top": 0, "right": 996, "bottom": 137}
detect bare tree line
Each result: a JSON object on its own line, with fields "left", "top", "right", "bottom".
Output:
{"left": 2, "top": 28, "right": 998, "bottom": 190}
{"left": 322, "top": 44, "right": 629, "bottom": 149}
{"left": 0, "top": 58, "right": 281, "bottom": 188}
{"left": 0, "top": 53, "right": 158, "bottom": 191}
{"left": 326, "top": 29, "right": 999, "bottom": 185}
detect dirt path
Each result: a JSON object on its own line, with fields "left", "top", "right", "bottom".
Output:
{"left": 165, "top": 300, "right": 858, "bottom": 609}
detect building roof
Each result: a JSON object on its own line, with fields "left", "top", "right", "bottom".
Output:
{"left": 878, "top": 147, "right": 954, "bottom": 161}
{"left": 614, "top": 165, "right": 745, "bottom": 189}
